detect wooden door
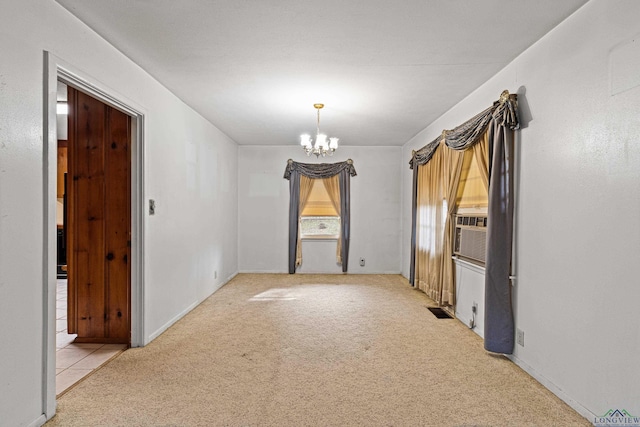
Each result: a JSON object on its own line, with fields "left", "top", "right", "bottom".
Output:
{"left": 66, "top": 86, "right": 131, "bottom": 345}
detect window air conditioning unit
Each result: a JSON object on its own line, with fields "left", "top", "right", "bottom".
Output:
{"left": 453, "top": 215, "right": 487, "bottom": 264}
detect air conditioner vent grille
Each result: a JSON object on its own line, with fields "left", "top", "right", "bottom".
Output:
{"left": 453, "top": 215, "right": 487, "bottom": 264}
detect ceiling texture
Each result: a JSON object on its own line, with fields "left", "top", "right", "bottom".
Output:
{"left": 55, "top": 0, "right": 588, "bottom": 147}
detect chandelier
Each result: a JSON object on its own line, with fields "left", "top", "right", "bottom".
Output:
{"left": 300, "top": 103, "right": 339, "bottom": 157}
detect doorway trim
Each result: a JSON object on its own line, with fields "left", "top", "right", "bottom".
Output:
{"left": 43, "top": 51, "right": 146, "bottom": 419}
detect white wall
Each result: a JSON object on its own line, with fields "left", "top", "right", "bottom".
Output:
{"left": 238, "top": 146, "right": 402, "bottom": 274}
{"left": 0, "top": 1, "right": 238, "bottom": 425}
{"left": 402, "top": 0, "right": 640, "bottom": 419}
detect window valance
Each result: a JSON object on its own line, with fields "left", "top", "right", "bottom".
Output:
{"left": 409, "top": 91, "right": 519, "bottom": 169}
{"left": 283, "top": 159, "right": 357, "bottom": 180}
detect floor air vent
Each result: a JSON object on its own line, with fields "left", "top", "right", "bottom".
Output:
{"left": 427, "top": 307, "right": 453, "bottom": 319}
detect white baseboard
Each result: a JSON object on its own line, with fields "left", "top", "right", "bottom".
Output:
{"left": 147, "top": 300, "right": 199, "bottom": 343}
{"left": 224, "top": 271, "right": 238, "bottom": 283}
{"left": 29, "top": 414, "right": 47, "bottom": 427}
{"left": 237, "top": 270, "right": 403, "bottom": 275}
{"left": 507, "top": 354, "right": 596, "bottom": 423}
{"left": 146, "top": 271, "right": 239, "bottom": 343}
{"left": 238, "top": 269, "right": 286, "bottom": 274}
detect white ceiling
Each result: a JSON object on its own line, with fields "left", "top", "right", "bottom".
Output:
{"left": 55, "top": 0, "right": 588, "bottom": 147}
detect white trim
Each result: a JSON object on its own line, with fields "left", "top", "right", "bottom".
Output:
{"left": 27, "top": 414, "right": 47, "bottom": 427}
{"left": 507, "top": 354, "right": 596, "bottom": 423}
{"left": 225, "top": 272, "right": 239, "bottom": 284}
{"left": 42, "top": 51, "right": 58, "bottom": 421}
{"left": 238, "top": 269, "right": 285, "bottom": 274}
{"left": 147, "top": 271, "right": 239, "bottom": 342}
{"left": 56, "top": 67, "right": 143, "bottom": 118}
{"left": 238, "top": 270, "right": 404, "bottom": 275}
{"left": 129, "top": 111, "right": 146, "bottom": 348}
{"left": 43, "top": 51, "right": 147, "bottom": 421}
{"left": 300, "top": 235, "right": 340, "bottom": 241}
{"left": 147, "top": 301, "right": 199, "bottom": 342}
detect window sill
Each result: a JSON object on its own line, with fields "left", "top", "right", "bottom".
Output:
{"left": 452, "top": 256, "right": 485, "bottom": 274}
{"left": 301, "top": 235, "right": 339, "bottom": 241}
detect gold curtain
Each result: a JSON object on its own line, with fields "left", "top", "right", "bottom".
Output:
{"left": 440, "top": 147, "right": 466, "bottom": 305}
{"left": 323, "top": 175, "right": 342, "bottom": 264}
{"left": 415, "top": 142, "right": 445, "bottom": 300}
{"left": 415, "top": 140, "right": 465, "bottom": 306}
{"left": 473, "top": 131, "right": 490, "bottom": 191}
{"left": 296, "top": 175, "right": 315, "bottom": 267}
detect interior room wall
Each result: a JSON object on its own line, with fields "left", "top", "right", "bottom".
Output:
{"left": 238, "top": 146, "right": 402, "bottom": 274}
{"left": 0, "top": 1, "right": 238, "bottom": 425}
{"left": 402, "top": 0, "right": 640, "bottom": 419}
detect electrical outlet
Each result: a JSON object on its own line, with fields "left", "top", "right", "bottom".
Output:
{"left": 516, "top": 328, "right": 525, "bottom": 346}
{"left": 214, "top": 270, "right": 217, "bottom": 279}
{"left": 472, "top": 302, "right": 478, "bottom": 313}
{"left": 359, "top": 258, "right": 365, "bottom": 267}
{"left": 149, "top": 199, "right": 156, "bottom": 215}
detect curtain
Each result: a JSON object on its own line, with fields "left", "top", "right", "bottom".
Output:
{"left": 415, "top": 146, "right": 444, "bottom": 299}
{"left": 440, "top": 146, "right": 465, "bottom": 305}
{"left": 409, "top": 90, "right": 519, "bottom": 354}
{"left": 323, "top": 175, "right": 342, "bottom": 264}
{"left": 287, "top": 171, "right": 301, "bottom": 274}
{"left": 409, "top": 92, "right": 518, "bottom": 170}
{"left": 414, "top": 141, "right": 464, "bottom": 305}
{"left": 473, "top": 131, "right": 490, "bottom": 191}
{"left": 284, "top": 159, "right": 356, "bottom": 180}
{"left": 484, "top": 120, "right": 515, "bottom": 354}
{"left": 338, "top": 169, "right": 351, "bottom": 273}
{"left": 295, "top": 175, "right": 315, "bottom": 267}
{"left": 409, "top": 162, "right": 419, "bottom": 286}
{"left": 284, "top": 159, "right": 357, "bottom": 274}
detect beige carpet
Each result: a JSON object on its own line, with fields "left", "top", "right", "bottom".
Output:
{"left": 46, "top": 274, "right": 589, "bottom": 426}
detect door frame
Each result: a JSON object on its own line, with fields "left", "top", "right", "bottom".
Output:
{"left": 43, "top": 51, "right": 146, "bottom": 418}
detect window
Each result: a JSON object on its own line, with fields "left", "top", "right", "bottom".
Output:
{"left": 284, "top": 159, "right": 356, "bottom": 273}
{"left": 454, "top": 146, "right": 488, "bottom": 265}
{"left": 455, "top": 148, "right": 488, "bottom": 214}
{"left": 300, "top": 216, "right": 340, "bottom": 239}
{"left": 300, "top": 179, "right": 340, "bottom": 239}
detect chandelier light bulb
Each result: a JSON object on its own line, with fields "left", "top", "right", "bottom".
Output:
{"left": 316, "top": 134, "right": 327, "bottom": 149}
{"left": 300, "top": 134, "right": 312, "bottom": 148}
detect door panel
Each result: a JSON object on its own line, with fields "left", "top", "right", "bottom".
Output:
{"left": 104, "top": 106, "right": 131, "bottom": 341}
{"left": 67, "top": 86, "right": 131, "bottom": 344}
{"left": 74, "top": 91, "right": 107, "bottom": 339}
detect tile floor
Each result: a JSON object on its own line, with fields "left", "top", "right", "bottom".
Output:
{"left": 56, "top": 279, "right": 126, "bottom": 396}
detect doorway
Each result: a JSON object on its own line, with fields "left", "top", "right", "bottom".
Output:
{"left": 44, "top": 52, "right": 146, "bottom": 416}
{"left": 54, "top": 81, "right": 131, "bottom": 394}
